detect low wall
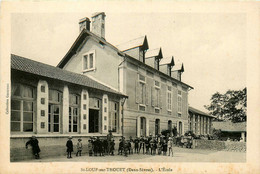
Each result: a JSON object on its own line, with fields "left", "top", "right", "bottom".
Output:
{"left": 11, "top": 136, "right": 121, "bottom": 162}
{"left": 193, "top": 139, "right": 246, "bottom": 152}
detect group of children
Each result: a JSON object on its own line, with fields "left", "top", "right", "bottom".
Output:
{"left": 66, "top": 135, "right": 175, "bottom": 158}
{"left": 66, "top": 136, "right": 116, "bottom": 158}
{"left": 118, "top": 135, "right": 174, "bottom": 157}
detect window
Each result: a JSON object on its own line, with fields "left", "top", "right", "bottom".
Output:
{"left": 41, "top": 85, "right": 45, "bottom": 93}
{"left": 11, "top": 84, "right": 35, "bottom": 132}
{"left": 136, "top": 74, "right": 147, "bottom": 107}
{"left": 82, "top": 50, "right": 95, "bottom": 72}
{"left": 69, "top": 94, "right": 80, "bottom": 133}
{"left": 140, "top": 117, "right": 146, "bottom": 136}
{"left": 177, "top": 90, "right": 182, "bottom": 116}
{"left": 109, "top": 101, "right": 119, "bottom": 132}
{"left": 139, "top": 50, "right": 144, "bottom": 63}
{"left": 153, "top": 81, "right": 161, "bottom": 108}
{"left": 48, "top": 90, "right": 62, "bottom": 133}
{"left": 167, "top": 86, "right": 172, "bottom": 111}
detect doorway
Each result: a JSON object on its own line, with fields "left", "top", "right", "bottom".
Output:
{"left": 89, "top": 109, "right": 99, "bottom": 133}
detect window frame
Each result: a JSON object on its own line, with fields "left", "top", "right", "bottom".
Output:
{"left": 69, "top": 94, "right": 80, "bottom": 133}
{"left": 48, "top": 89, "right": 62, "bottom": 133}
{"left": 177, "top": 90, "right": 182, "bottom": 116}
{"left": 138, "top": 74, "right": 146, "bottom": 109}
{"left": 11, "top": 83, "right": 35, "bottom": 133}
{"left": 82, "top": 50, "right": 96, "bottom": 72}
{"left": 167, "top": 86, "right": 172, "bottom": 112}
{"left": 109, "top": 100, "right": 119, "bottom": 133}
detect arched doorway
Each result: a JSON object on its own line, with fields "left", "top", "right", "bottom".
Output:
{"left": 155, "top": 119, "right": 160, "bottom": 135}
{"left": 179, "top": 121, "right": 183, "bottom": 135}
{"left": 140, "top": 117, "right": 146, "bottom": 136}
{"left": 168, "top": 120, "right": 172, "bottom": 131}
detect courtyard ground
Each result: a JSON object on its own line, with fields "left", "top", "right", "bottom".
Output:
{"left": 20, "top": 146, "right": 246, "bottom": 163}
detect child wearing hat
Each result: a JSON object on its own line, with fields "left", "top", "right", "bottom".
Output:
{"left": 66, "top": 136, "right": 73, "bottom": 159}
{"left": 88, "top": 139, "right": 93, "bottom": 156}
{"left": 76, "top": 138, "right": 83, "bottom": 156}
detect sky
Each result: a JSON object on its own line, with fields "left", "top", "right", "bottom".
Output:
{"left": 11, "top": 12, "right": 247, "bottom": 112}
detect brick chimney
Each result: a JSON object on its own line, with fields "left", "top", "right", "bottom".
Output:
{"left": 91, "top": 12, "right": 106, "bottom": 39}
{"left": 79, "top": 17, "right": 91, "bottom": 32}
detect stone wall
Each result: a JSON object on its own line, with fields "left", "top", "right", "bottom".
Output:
{"left": 11, "top": 136, "right": 121, "bottom": 162}
{"left": 193, "top": 139, "right": 246, "bottom": 152}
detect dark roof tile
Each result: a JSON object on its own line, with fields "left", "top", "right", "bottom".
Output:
{"left": 11, "top": 54, "right": 127, "bottom": 98}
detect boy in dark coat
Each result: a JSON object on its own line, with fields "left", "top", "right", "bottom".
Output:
{"left": 118, "top": 139, "right": 123, "bottom": 155}
{"left": 110, "top": 139, "right": 115, "bottom": 156}
{"left": 66, "top": 136, "right": 73, "bottom": 159}
{"left": 88, "top": 139, "right": 93, "bottom": 156}
{"left": 25, "top": 135, "right": 41, "bottom": 159}
{"left": 134, "top": 137, "right": 139, "bottom": 154}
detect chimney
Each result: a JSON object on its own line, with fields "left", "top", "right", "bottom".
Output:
{"left": 79, "top": 17, "right": 91, "bottom": 32}
{"left": 91, "top": 12, "right": 106, "bottom": 39}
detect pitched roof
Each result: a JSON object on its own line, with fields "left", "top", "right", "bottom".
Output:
{"left": 11, "top": 54, "right": 127, "bottom": 98}
{"left": 159, "top": 56, "right": 175, "bottom": 66}
{"left": 188, "top": 106, "right": 215, "bottom": 118}
{"left": 56, "top": 29, "right": 193, "bottom": 89}
{"left": 172, "top": 63, "right": 184, "bottom": 72}
{"left": 145, "top": 48, "right": 163, "bottom": 59}
{"left": 117, "top": 35, "right": 149, "bottom": 51}
{"left": 212, "top": 121, "right": 246, "bottom": 132}
{"left": 57, "top": 29, "right": 125, "bottom": 68}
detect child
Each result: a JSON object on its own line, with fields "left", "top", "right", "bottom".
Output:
{"left": 145, "top": 138, "right": 150, "bottom": 154}
{"left": 157, "top": 139, "right": 162, "bottom": 155}
{"left": 167, "top": 137, "right": 173, "bottom": 157}
{"left": 162, "top": 139, "right": 167, "bottom": 156}
{"left": 134, "top": 137, "right": 139, "bottom": 154}
{"left": 110, "top": 139, "right": 115, "bottom": 156}
{"left": 130, "top": 139, "right": 134, "bottom": 154}
{"left": 66, "top": 136, "right": 73, "bottom": 159}
{"left": 25, "top": 135, "right": 41, "bottom": 159}
{"left": 76, "top": 138, "right": 83, "bottom": 156}
{"left": 88, "top": 139, "right": 93, "bottom": 156}
{"left": 139, "top": 136, "right": 145, "bottom": 154}
{"left": 118, "top": 139, "right": 123, "bottom": 155}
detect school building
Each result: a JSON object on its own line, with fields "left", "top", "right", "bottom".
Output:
{"left": 10, "top": 12, "right": 213, "bottom": 161}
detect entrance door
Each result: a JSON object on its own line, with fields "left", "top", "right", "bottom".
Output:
{"left": 140, "top": 117, "right": 146, "bottom": 136}
{"left": 89, "top": 109, "right": 99, "bottom": 133}
{"left": 179, "top": 121, "right": 183, "bottom": 135}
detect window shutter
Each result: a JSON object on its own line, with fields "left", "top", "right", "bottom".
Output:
{"left": 159, "top": 89, "right": 162, "bottom": 108}
{"left": 145, "top": 84, "right": 149, "bottom": 106}
{"left": 151, "top": 87, "right": 155, "bottom": 107}
{"left": 135, "top": 81, "right": 141, "bottom": 104}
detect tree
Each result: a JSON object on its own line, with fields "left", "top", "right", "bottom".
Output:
{"left": 204, "top": 88, "right": 246, "bottom": 122}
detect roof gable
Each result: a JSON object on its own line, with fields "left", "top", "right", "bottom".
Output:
{"left": 159, "top": 56, "right": 175, "bottom": 66}
{"left": 172, "top": 63, "right": 184, "bottom": 72}
{"left": 57, "top": 29, "right": 123, "bottom": 68}
{"left": 117, "top": 35, "right": 149, "bottom": 52}
{"left": 145, "top": 47, "right": 163, "bottom": 59}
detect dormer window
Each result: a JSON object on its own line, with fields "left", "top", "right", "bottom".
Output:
{"left": 154, "top": 58, "right": 159, "bottom": 70}
{"left": 82, "top": 50, "right": 95, "bottom": 72}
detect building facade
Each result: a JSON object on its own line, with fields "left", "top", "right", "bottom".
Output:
{"left": 10, "top": 55, "right": 127, "bottom": 161}
{"left": 188, "top": 106, "right": 215, "bottom": 136}
{"left": 57, "top": 12, "right": 193, "bottom": 138}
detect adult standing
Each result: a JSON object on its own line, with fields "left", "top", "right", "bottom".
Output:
{"left": 107, "top": 130, "right": 114, "bottom": 155}
{"left": 25, "top": 135, "right": 41, "bottom": 159}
